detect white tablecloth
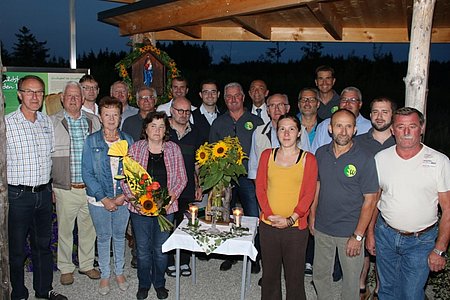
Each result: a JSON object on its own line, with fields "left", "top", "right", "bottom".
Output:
{"left": 162, "top": 216, "right": 258, "bottom": 261}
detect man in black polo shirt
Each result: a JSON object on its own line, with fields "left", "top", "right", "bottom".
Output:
{"left": 166, "top": 96, "right": 204, "bottom": 277}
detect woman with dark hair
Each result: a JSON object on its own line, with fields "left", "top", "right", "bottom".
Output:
{"left": 82, "top": 96, "right": 134, "bottom": 295}
{"left": 256, "top": 114, "right": 318, "bottom": 300}
{"left": 122, "top": 111, "right": 187, "bottom": 300}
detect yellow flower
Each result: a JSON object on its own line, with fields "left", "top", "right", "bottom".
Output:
{"left": 236, "top": 148, "right": 244, "bottom": 165}
{"left": 196, "top": 146, "right": 209, "bottom": 165}
{"left": 139, "top": 195, "right": 158, "bottom": 215}
{"left": 212, "top": 141, "right": 228, "bottom": 158}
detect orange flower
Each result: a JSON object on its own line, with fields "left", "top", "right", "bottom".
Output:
{"left": 142, "top": 174, "right": 149, "bottom": 180}
{"left": 151, "top": 181, "right": 160, "bottom": 190}
{"left": 146, "top": 192, "right": 153, "bottom": 199}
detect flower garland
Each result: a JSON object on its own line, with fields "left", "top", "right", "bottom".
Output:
{"left": 115, "top": 43, "right": 180, "bottom": 105}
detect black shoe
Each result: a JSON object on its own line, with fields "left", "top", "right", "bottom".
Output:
{"left": 35, "top": 290, "right": 68, "bottom": 300}
{"left": 155, "top": 287, "right": 169, "bottom": 299}
{"left": 131, "top": 255, "right": 137, "bottom": 269}
{"left": 258, "top": 278, "right": 262, "bottom": 286}
{"left": 136, "top": 288, "right": 149, "bottom": 300}
{"left": 220, "top": 259, "right": 237, "bottom": 271}
{"left": 251, "top": 261, "right": 261, "bottom": 274}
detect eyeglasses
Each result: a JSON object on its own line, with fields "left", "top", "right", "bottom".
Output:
{"left": 139, "top": 95, "right": 156, "bottom": 101}
{"left": 19, "top": 89, "right": 45, "bottom": 97}
{"left": 201, "top": 90, "right": 218, "bottom": 95}
{"left": 299, "top": 97, "right": 318, "bottom": 104}
{"left": 82, "top": 86, "right": 98, "bottom": 91}
{"left": 268, "top": 103, "right": 289, "bottom": 110}
{"left": 340, "top": 97, "right": 360, "bottom": 104}
{"left": 172, "top": 107, "right": 191, "bottom": 115}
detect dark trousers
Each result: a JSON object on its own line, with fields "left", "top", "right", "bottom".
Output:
{"left": 8, "top": 184, "right": 54, "bottom": 300}
{"left": 260, "top": 222, "right": 309, "bottom": 300}
{"left": 168, "top": 197, "right": 192, "bottom": 267}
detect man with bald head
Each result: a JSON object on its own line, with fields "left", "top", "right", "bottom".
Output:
{"left": 166, "top": 97, "right": 204, "bottom": 277}
{"left": 309, "top": 109, "right": 379, "bottom": 300}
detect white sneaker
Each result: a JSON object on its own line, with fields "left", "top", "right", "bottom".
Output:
{"left": 305, "top": 263, "right": 313, "bottom": 277}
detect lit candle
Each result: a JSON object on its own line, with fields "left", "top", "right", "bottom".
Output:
{"left": 189, "top": 204, "right": 198, "bottom": 224}
{"left": 233, "top": 207, "right": 243, "bottom": 227}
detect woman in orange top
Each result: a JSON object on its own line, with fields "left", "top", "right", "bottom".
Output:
{"left": 255, "top": 114, "right": 318, "bottom": 300}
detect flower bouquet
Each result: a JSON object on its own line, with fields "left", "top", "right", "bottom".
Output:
{"left": 108, "top": 140, "right": 173, "bottom": 232}
{"left": 195, "top": 136, "right": 247, "bottom": 221}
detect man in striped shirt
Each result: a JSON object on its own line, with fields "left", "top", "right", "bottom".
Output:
{"left": 6, "top": 75, "right": 67, "bottom": 300}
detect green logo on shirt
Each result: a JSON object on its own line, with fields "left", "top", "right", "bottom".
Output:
{"left": 244, "top": 121, "right": 254, "bottom": 130}
{"left": 331, "top": 106, "right": 339, "bottom": 114}
{"left": 344, "top": 164, "right": 357, "bottom": 177}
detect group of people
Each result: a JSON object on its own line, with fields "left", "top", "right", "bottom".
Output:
{"left": 5, "top": 64, "right": 449, "bottom": 300}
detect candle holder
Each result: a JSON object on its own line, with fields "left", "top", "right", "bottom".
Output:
{"left": 232, "top": 207, "right": 243, "bottom": 228}
{"left": 188, "top": 203, "right": 199, "bottom": 227}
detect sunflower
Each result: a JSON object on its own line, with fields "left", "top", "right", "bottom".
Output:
{"left": 139, "top": 195, "right": 158, "bottom": 215}
{"left": 236, "top": 148, "right": 245, "bottom": 165}
{"left": 212, "top": 141, "right": 228, "bottom": 158}
{"left": 196, "top": 146, "right": 209, "bottom": 165}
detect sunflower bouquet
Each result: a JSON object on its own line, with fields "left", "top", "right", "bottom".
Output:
{"left": 108, "top": 140, "right": 173, "bottom": 232}
{"left": 196, "top": 137, "right": 247, "bottom": 222}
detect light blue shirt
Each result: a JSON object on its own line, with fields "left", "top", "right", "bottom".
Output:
{"left": 248, "top": 122, "right": 310, "bottom": 179}
{"left": 310, "top": 114, "right": 371, "bottom": 154}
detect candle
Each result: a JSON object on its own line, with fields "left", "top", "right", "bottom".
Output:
{"left": 189, "top": 204, "right": 198, "bottom": 225}
{"left": 233, "top": 207, "right": 243, "bottom": 227}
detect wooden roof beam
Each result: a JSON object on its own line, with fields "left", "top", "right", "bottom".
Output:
{"left": 172, "top": 25, "right": 202, "bottom": 39}
{"left": 100, "top": 0, "right": 312, "bottom": 36}
{"left": 307, "top": 2, "right": 343, "bottom": 40}
{"left": 232, "top": 15, "right": 272, "bottom": 40}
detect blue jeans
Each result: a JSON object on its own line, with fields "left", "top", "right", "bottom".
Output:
{"left": 375, "top": 215, "right": 437, "bottom": 300}
{"left": 234, "top": 177, "right": 259, "bottom": 217}
{"left": 130, "top": 212, "right": 174, "bottom": 289}
{"left": 8, "top": 184, "right": 53, "bottom": 300}
{"left": 88, "top": 203, "right": 130, "bottom": 279}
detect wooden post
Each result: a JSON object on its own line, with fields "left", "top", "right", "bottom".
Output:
{"left": 404, "top": 0, "right": 436, "bottom": 116}
{"left": 0, "top": 51, "right": 11, "bottom": 298}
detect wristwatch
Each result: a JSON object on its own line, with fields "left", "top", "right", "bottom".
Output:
{"left": 352, "top": 233, "right": 364, "bottom": 241}
{"left": 433, "top": 248, "right": 449, "bottom": 258}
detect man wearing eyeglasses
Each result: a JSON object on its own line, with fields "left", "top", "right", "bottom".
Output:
{"left": 122, "top": 86, "right": 157, "bottom": 141}
{"left": 210, "top": 82, "right": 264, "bottom": 271}
{"left": 110, "top": 81, "right": 138, "bottom": 128}
{"left": 6, "top": 75, "right": 68, "bottom": 300}
{"left": 80, "top": 75, "right": 100, "bottom": 115}
{"left": 296, "top": 88, "right": 323, "bottom": 148}
{"left": 156, "top": 76, "right": 196, "bottom": 121}
{"left": 192, "top": 79, "right": 222, "bottom": 142}
{"left": 311, "top": 86, "right": 371, "bottom": 154}
{"left": 315, "top": 65, "right": 340, "bottom": 120}
{"left": 166, "top": 97, "right": 204, "bottom": 277}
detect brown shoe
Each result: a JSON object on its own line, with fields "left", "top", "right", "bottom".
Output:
{"left": 60, "top": 273, "right": 74, "bottom": 285}
{"left": 78, "top": 268, "right": 101, "bottom": 280}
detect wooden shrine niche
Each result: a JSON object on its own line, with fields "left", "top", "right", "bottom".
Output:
{"left": 131, "top": 52, "right": 165, "bottom": 96}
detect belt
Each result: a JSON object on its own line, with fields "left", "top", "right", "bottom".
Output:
{"left": 9, "top": 182, "right": 50, "bottom": 193}
{"left": 382, "top": 217, "right": 436, "bottom": 237}
{"left": 71, "top": 183, "right": 86, "bottom": 189}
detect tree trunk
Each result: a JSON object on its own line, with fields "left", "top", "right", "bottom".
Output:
{"left": 0, "top": 50, "right": 11, "bottom": 298}
{"left": 404, "top": 0, "right": 436, "bottom": 117}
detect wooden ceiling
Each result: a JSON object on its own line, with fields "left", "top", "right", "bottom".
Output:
{"left": 98, "top": 0, "right": 450, "bottom": 43}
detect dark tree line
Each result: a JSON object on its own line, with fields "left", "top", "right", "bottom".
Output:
{"left": 1, "top": 27, "right": 449, "bottom": 155}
